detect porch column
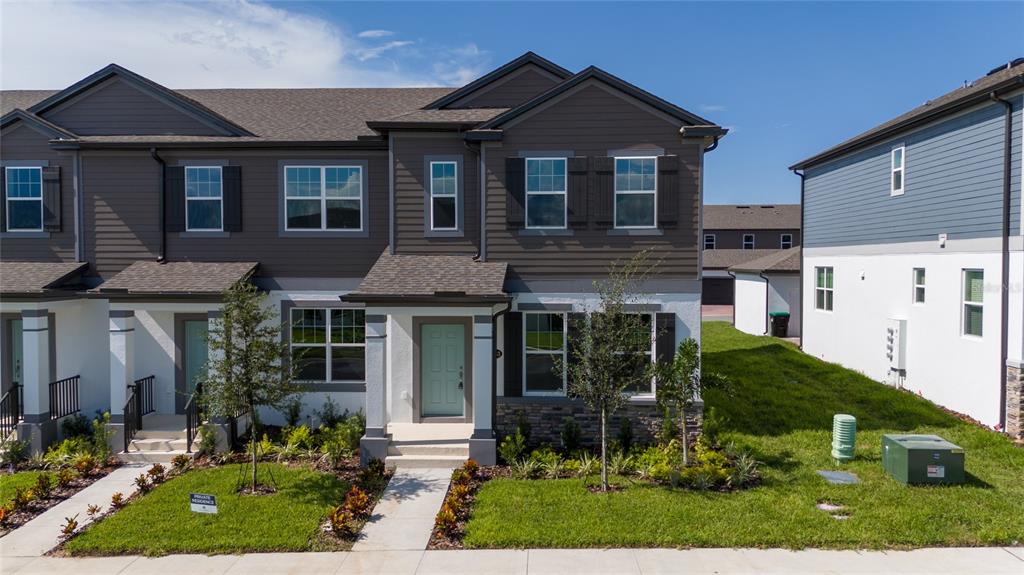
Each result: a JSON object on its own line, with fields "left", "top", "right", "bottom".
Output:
{"left": 469, "top": 315, "right": 496, "bottom": 465}
{"left": 18, "top": 309, "right": 54, "bottom": 452}
{"left": 360, "top": 313, "right": 389, "bottom": 465}
{"left": 108, "top": 310, "right": 134, "bottom": 420}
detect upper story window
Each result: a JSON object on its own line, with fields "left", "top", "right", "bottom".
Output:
{"left": 780, "top": 234, "right": 793, "bottom": 249}
{"left": 891, "top": 146, "right": 905, "bottom": 196}
{"left": 743, "top": 234, "right": 755, "bottom": 249}
{"left": 429, "top": 161, "right": 458, "bottom": 231}
{"left": 913, "top": 268, "right": 926, "bottom": 304}
{"left": 4, "top": 167, "right": 43, "bottom": 231}
{"left": 614, "top": 157, "right": 657, "bottom": 229}
{"left": 704, "top": 234, "right": 716, "bottom": 249}
{"left": 185, "top": 167, "right": 223, "bottom": 231}
{"left": 524, "top": 312, "right": 566, "bottom": 395}
{"left": 815, "top": 266, "right": 834, "bottom": 311}
{"left": 962, "top": 269, "right": 983, "bottom": 337}
{"left": 285, "top": 166, "right": 362, "bottom": 231}
{"left": 525, "top": 158, "right": 566, "bottom": 229}
{"left": 290, "top": 308, "right": 366, "bottom": 382}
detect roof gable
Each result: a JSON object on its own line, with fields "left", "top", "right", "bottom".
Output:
{"left": 424, "top": 52, "right": 572, "bottom": 110}
{"left": 0, "top": 109, "right": 76, "bottom": 140}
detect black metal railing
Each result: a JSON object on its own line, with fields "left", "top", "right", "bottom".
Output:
{"left": 184, "top": 382, "right": 203, "bottom": 453}
{"left": 123, "top": 375, "right": 156, "bottom": 453}
{"left": 1, "top": 384, "right": 22, "bottom": 438}
{"left": 48, "top": 375, "right": 80, "bottom": 420}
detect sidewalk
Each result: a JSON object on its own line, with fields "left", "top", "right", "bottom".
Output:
{"left": 353, "top": 468, "right": 451, "bottom": 551}
{"left": 2, "top": 547, "right": 1021, "bottom": 574}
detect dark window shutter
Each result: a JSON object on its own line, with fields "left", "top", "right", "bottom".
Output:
{"left": 592, "top": 156, "right": 614, "bottom": 228}
{"left": 165, "top": 166, "right": 185, "bottom": 233}
{"left": 567, "top": 157, "right": 589, "bottom": 228}
{"left": 42, "top": 166, "right": 61, "bottom": 232}
{"left": 0, "top": 168, "right": 7, "bottom": 232}
{"left": 503, "top": 311, "right": 523, "bottom": 397}
{"left": 655, "top": 312, "right": 676, "bottom": 364}
{"left": 657, "top": 155, "right": 679, "bottom": 228}
{"left": 505, "top": 157, "right": 525, "bottom": 229}
{"left": 222, "top": 165, "right": 242, "bottom": 232}
{"left": 566, "top": 312, "right": 586, "bottom": 389}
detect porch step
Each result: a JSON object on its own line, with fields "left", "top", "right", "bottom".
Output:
{"left": 134, "top": 428, "right": 187, "bottom": 441}
{"left": 383, "top": 454, "right": 467, "bottom": 469}
{"left": 128, "top": 437, "right": 190, "bottom": 452}
{"left": 387, "top": 440, "right": 469, "bottom": 457}
{"left": 118, "top": 450, "right": 194, "bottom": 464}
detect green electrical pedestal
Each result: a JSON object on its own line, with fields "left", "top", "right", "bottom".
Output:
{"left": 881, "top": 434, "right": 965, "bottom": 485}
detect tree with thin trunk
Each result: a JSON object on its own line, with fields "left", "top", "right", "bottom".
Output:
{"left": 202, "top": 281, "right": 299, "bottom": 493}
{"left": 654, "top": 338, "right": 728, "bottom": 466}
{"left": 560, "top": 252, "right": 659, "bottom": 491}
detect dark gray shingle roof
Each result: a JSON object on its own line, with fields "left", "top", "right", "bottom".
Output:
{"left": 730, "top": 247, "right": 801, "bottom": 273}
{"left": 703, "top": 205, "right": 800, "bottom": 230}
{"left": 350, "top": 251, "right": 508, "bottom": 300}
{"left": 94, "top": 261, "right": 258, "bottom": 295}
{"left": 0, "top": 261, "right": 88, "bottom": 294}
{"left": 703, "top": 249, "right": 784, "bottom": 270}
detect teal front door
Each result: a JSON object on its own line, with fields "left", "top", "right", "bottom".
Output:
{"left": 420, "top": 324, "right": 465, "bottom": 417}
{"left": 180, "top": 320, "right": 209, "bottom": 414}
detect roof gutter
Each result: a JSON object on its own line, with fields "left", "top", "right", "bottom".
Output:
{"left": 990, "top": 91, "right": 1013, "bottom": 431}
{"left": 149, "top": 148, "right": 166, "bottom": 263}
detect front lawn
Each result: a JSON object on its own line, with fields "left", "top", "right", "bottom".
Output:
{"left": 64, "top": 463, "right": 349, "bottom": 555}
{"left": 463, "top": 322, "right": 1024, "bottom": 549}
{"left": 0, "top": 471, "right": 45, "bottom": 507}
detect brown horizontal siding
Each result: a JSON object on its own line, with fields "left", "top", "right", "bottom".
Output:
{"left": 43, "top": 78, "right": 220, "bottom": 136}
{"left": 0, "top": 124, "right": 77, "bottom": 263}
{"left": 704, "top": 229, "right": 801, "bottom": 250}
{"left": 450, "top": 66, "right": 560, "bottom": 109}
{"left": 485, "top": 83, "right": 701, "bottom": 279}
{"left": 393, "top": 135, "right": 478, "bottom": 255}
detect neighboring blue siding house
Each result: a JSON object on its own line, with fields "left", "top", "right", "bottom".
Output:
{"left": 791, "top": 59, "right": 1023, "bottom": 436}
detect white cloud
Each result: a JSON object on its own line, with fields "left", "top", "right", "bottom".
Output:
{"left": 701, "top": 104, "right": 728, "bottom": 113}
{"left": 0, "top": 0, "right": 490, "bottom": 89}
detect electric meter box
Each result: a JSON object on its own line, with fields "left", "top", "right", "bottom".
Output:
{"left": 881, "top": 434, "right": 964, "bottom": 485}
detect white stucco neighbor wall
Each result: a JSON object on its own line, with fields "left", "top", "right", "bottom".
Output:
{"left": 734, "top": 274, "right": 800, "bottom": 338}
{"left": 803, "top": 242, "right": 1005, "bottom": 426}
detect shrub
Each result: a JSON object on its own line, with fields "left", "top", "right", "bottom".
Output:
{"left": 197, "top": 423, "right": 218, "bottom": 457}
{"left": 609, "top": 450, "right": 634, "bottom": 476}
{"left": 86, "top": 504, "right": 102, "bottom": 518}
{"left": 315, "top": 397, "right": 344, "bottom": 428}
{"left": 44, "top": 436, "right": 93, "bottom": 466}
{"left": 616, "top": 418, "right": 633, "bottom": 454}
{"left": 147, "top": 463, "right": 166, "bottom": 483}
{"left": 559, "top": 417, "right": 582, "bottom": 453}
{"left": 110, "top": 492, "right": 125, "bottom": 509}
{"left": 284, "top": 425, "right": 314, "bottom": 450}
{"left": 171, "top": 454, "right": 192, "bottom": 471}
{"left": 343, "top": 485, "right": 372, "bottom": 518}
{"left": 11, "top": 487, "right": 33, "bottom": 510}
{"left": 449, "top": 482, "right": 471, "bottom": 501}
{"left": 60, "top": 514, "right": 79, "bottom": 538}
{"left": 256, "top": 433, "right": 277, "bottom": 459}
{"left": 659, "top": 406, "right": 678, "bottom": 446}
{"left": 0, "top": 438, "right": 30, "bottom": 466}
{"left": 61, "top": 414, "right": 92, "bottom": 439}
{"left": 461, "top": 459, "right": 480, "bottom": 478}
{"left": 510, "top": 458, "right": 540, "bottom": 480}
{"left": 33, "top": 472, "right": 54, "bottom": 499}
{"left": 562, "top": 458, "right": 581, "bottom": 475}
{"left": 283, "top": 398, "right": 303, "bottom": 427}
{"left": 72, "top": 453, "right": 98, "bottom": 475}
{"left": 133, "top": 474, "right": 151, "bottom": 493}
{"left": 728, "top": 452, "right": 759, "bottom": 487}
{"left": 320, "top": 415, "right": 363, "bottom": 467}
{"left": 0, "top": 506, "right": 8, "bottom": 525}
{"left": 90, "top": 412, "right": 114, "bottom": 461}
{"left": 328, "top": 505, "right": 355, "bottom": 537}
{"left": 450, "top": 468, "right": 472, "bottom": 486}
{"left": 435, "top": 503, "right": 458, "bottom": 534}
{"left": 56, "top": 468, "right": 76, "bottom": 488}
{"left": 702, "top": 406, "right": 724, "bottom": 448}
{"left": 497, "top": 430, "right": 527, "bottom": 464}
{"left": 576, "top": 452, "right": 598, "bottom": 478}
{"left": 358, "top": 457, "right": 386, "bottom": 485}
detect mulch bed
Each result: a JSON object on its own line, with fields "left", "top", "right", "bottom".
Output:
{"left": 1, "top": 460, "right": 121, "bottom": 536}
{"left": 427, "top": 465, "right": 498, "bottom": 550}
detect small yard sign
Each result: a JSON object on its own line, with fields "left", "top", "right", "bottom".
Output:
{"left": 190, "top": 493, "right": 218, "bottom": 514}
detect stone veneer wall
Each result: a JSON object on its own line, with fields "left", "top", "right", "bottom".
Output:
{"left": 496, "top": 397, "right": 703, "bottom": 448}
{"left": 1007, "top": 362, "right": 1023, "bottom": 439}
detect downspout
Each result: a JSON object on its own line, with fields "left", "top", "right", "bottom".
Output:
{"left": 72, "top": 150, "right": 84, "bottom": 263}
{"left": 479, "top": 143, "right": 488, "bottom": 261}
{"left": 490, "top": 300, "right": 511, "bottom": 437}
{"left": 990, "top": 92, "right": 1013, "bottom": 430}
{"left": 388, "top": 133, "right": 395, "bottom": 255}
{"left": 726, "top": 271, "right": 737, "bottom": 325}
{"left": 461, "top": 136, "right": 485, "bottom": 260}
{"left": 704, "top": 136, "right": 721, "bottom": 153}
{"left": 760, "top": 272, "right": 771, "bottom": 335}
{"left": 793, "top": 169, "right": 806, "bottom": 348}
{"left": 149, "top": 148, "right": 166, "bottom": 263}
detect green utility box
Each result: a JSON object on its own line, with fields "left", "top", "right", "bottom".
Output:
{"left": 881, "top": 434, "right": 965, "bottom": 485}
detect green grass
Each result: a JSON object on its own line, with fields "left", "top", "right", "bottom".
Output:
{"left": 0, "top": 471, "right": 45, "bottom": 507}
{"left": 64, "top": 464, "right": 349, "bottom": 556}
{"left": 464, "top": 322, "right": 1024, "bottom": 549}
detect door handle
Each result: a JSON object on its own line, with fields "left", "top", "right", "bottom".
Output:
{"left": 458, "top": 367, "right": 464, "bottom": 390}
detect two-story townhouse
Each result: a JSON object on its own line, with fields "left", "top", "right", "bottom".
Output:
{"left": 701, "top": 204, "right": 800, "bottom": 305}
{"left": 791, "top": 59, "right": 1023, "bottom": 436}
{"left": 0, "top": 53, "right": 726, "bottom": 464}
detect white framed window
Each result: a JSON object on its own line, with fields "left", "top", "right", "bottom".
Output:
{"left": 815, "top": 266, "right": 834, "bottom": 311}
{"left": 613, "top": 157, "right": 657, "bottom": 228}
{"left": 4, "top": 167, "right": 43, "bottom": 231}
{"left": 185, "top": 166, "right": 223, "bottom": 231}
{"left": 523, "top": 312, "right": 566, "bottom": 395}
{"left": 780, "top": 234, "right": 793, "bottom": 249}
{"left": 743, "top": 234, "right": 755, "bottom": 249}
{"left": 429, "top": 161, "right": 458, "bottom": 231}
{"left": 290, "top": 308, "right": 366, "bottom": 382}
{"left": 704, "top": 234, "right": 716, "bottom": 250}
{"left": 962, "top": 269, "right": 983, "bottom": 337}
{"left": 912, "top": 268, "right": 926, "bottom": 304}
{"left": 284, "top": 166, "right": 362, "bottom": 231}
{"left": 891, "top": 146, "right": 905, "bottom": 196}
{"left": 525, "top": 158, "right": 567, "bottom": 229}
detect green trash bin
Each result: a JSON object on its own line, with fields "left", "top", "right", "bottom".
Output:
{"left": 769, "top": 311, "right": 790, "bottom": 337}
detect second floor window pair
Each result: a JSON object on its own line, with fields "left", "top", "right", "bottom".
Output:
{"left": 285, "top": 166, "right": 362, "bottom": 231}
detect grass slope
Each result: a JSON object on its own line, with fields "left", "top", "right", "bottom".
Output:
{"left": 64, "top": 464, "right": 348, "bottom": 556}
{"left": 464, "top": 322, "right": 1024, "bottom": 549}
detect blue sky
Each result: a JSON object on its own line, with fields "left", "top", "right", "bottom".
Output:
{"left": 3, "top": 1, "right": 1021, "bottom": 205}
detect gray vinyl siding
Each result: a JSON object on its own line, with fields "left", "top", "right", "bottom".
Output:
{"left": 448, "top": 65, "right": 561, "bottom": 109}
{"left": 42, "top": 77, "right": 221, "bottom": 136}
{"left": 0, "top": 123, "right": 76, "bottom": 262}
{"left": 392, "top": 134, "right": 479, "bottom": 254}
{"left": 81, "top": 149, "right": 390, "bottom": 279}
{"left": 485, "top": 82, "right": 702, "bottom": 279}
{"left": 704, "top": 229, "right": 800, "bottom": 250}
{"left": 804, "top": 93, "right": 1023, "bottom": 247}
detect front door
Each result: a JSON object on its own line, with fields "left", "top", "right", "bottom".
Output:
{"left": 420, "top": 324, "right": 465, "bottom": 417}
{"left": 180, "top": 320, "right": 209, "bottom": 414}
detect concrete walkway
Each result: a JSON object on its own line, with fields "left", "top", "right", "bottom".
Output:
{"left": 2, "top": 547, "right": 1022, "bottom": 574}
{"left": 0, "top": 463, "right": 152, "bottom": 558}
{"left": 352, "top": 468, "right": 451, "bottom": 552}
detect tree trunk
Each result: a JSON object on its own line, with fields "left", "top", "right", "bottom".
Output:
{"left": 250, "top": 404, "right": 257, "bottom": 491}
{"left": 600, "top": 406, "right": 608, "bottom": 491}
{"left": 680, "top": 404, "right": 690, "bottom": 466}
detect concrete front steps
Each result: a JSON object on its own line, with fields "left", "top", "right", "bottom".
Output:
{"left": 117, "top": 414, "right": 197, "bottom": 464}
{"left": 383, "top": 423, "right": 472, "bottom": 469}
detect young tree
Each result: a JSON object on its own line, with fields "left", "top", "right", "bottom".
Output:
{"left": 202, "top": 280, "right": 299, "bottom": 492}
{"left": 560, "top": 253, "right": 658, "bottom": 491}
{"left": 655, "top": 338, "right": 728, "bottom": 466}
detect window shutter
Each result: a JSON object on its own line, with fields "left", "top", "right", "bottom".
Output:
{"left": 0, "top": 168, "right": 7, "bottom": 233}
{"left": 503, "top": 311, "right": 523, "bottom": 397}
{"left": 567, "top": 157, "right": 589, "bottom": 228}
{"left": 222, "top": 165, "right": 242, "bottom": 232}
{"left": 165, "top": 166, "right": 186, "bottom": 233}
{"left": 592, "top": 156, "right": 614, "bottom": 227}
{"left": 657, "top": 155, "right": 679, "bottom": 228}
{"left": 41, "top": 166, "right": 61, "bottom": 232}
{"left": 505, "top": 157, "right": 525, "bottom": 229}
{"left": 655, "top": 312, "right": 676, "bottom": 364}
{"left": 566, "top": 312, "right": 586, "bottom": 389}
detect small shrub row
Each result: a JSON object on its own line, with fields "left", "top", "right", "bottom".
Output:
{"left": 325, "top": 457, "right": 388, "bottom": 540}
{"left": 434, "top": 459, "right": 482, "bottom": 538}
